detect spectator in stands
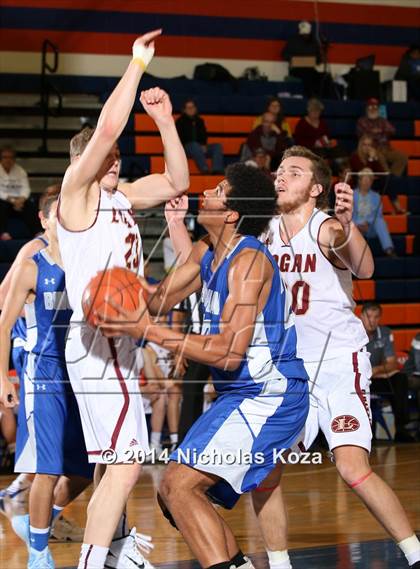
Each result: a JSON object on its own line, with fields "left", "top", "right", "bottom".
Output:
{"left": 361, "top": 302, "right": 415, "bottom": 443}
{"left": 175, "top": 99, "right": 224, "bottom": 174}
{"left": 350, "top": 135, "right": 406, "bottom": 213}
{"left": 282, "top": 21, "right": 322, "bottom": 97}
{"left": 253, "top": 97, "right": 292, "bottom": 140}
{"left": 356, "top": 98, "right": 408, "bottom": 177}
{"left": 244, "top": 147, "right": 272, "bottom": 178}
{"left": 353, "top": 168, "right": 395, "bottom": 256}
{"left": 350, "top": 134, "right": 388, "bottom": 177}
{"left": 0, "top": 146, "right": 40, "bottom": 240}
{"left": 241, "top": 112, "right": 288, "bottom": 170}
{"left": 294, "top": 98, "right": 346, "bottom": 173}
{"left": 395, "top": 44, "right": 420, "bottom": 102}
{"left": 403, "top": 333, "right": 420, "bottom": 424}
{"left": 294, "top": 98, "right": 330, "bottom": 150}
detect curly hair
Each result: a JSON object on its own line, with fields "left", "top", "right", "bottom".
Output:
{"left": 225, "top": 163, "right": 277, "bottom": 237}
{"left": 282, "top": 145, "right": 332, "bottom": 209}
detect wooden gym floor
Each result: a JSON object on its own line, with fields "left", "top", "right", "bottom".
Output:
{"left": 0, "top": 443, "right": 419, "bottom": 569}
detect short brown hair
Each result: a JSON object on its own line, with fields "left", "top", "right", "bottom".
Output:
{"left": 282, "top": 145, "right": 331, "bottom": 209}
{"left": 40, "top": 194, "right": 58, "bottom": 218}
{"left": 69, "top": 127, "right": 95, "bottom": 159}
{"left": 38, "top": 184, "right": 61, "bottom": 213}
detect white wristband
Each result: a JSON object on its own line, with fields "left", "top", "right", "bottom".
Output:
{"left": 132, "top": 42, "right": 155, "bottom": 70}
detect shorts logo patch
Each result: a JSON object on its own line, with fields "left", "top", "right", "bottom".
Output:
{"left": 331, "top": 415, "right": 360, "bottom": 433}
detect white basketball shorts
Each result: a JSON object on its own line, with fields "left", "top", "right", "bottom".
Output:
{"left": 293, "top": 349, "right": 372, "bottom": 453}
{"left": 65, "top": 324, "right": 149, "bottom": 464}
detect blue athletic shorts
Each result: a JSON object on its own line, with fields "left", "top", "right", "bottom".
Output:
{"left": 15, "top": 352, "right": 94, "bottom": 478}
{"left": 170, "top": 377, "right": 309, "bottom": 505}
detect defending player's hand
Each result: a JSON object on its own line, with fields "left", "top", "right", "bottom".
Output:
{"left": 132, "top": 29, "right": 162, "bottom": 70}
{"left": 0, "top": 379, "right": 19, "bottom": 408}
{"left": 95, "top": 289, "right": 152, "bottom": 339}
{"left": 140, "top": 88, "right": 173, "bottom": 123}
{"left": 164, "top": 195, "right": 189, "bottom": 224}
{"left": 334, "top": 183, "right": 353, "bottom": 227}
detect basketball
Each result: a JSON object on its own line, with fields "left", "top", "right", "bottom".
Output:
{"left": 81, "top": 267, "right": 143, "bottom": 327}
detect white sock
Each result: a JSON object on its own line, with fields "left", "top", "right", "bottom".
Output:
{"left": 398, "top": 535, "right": 420, "bottom": 566}
{"left": 151, "top": 432, "right": 161, "bottom": 446}
{"left": 267, "top": 549, "right": 292, "bottom": 569}
{"left": 78, "top": 543, "right": 109, "bottom": 569}
{"left": 170, "top": 433, "right": 178, "bottom": 445}
{"left": 113, "top": 511, "right": 129, "bottom": 539}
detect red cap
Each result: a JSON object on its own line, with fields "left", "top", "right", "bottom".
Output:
{"left": 367, "top": 97, "right": 379, "bottom": 106}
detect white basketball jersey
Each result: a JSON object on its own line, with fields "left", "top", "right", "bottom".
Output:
{"left": 264, "top": 208, "right": 368, "bottom": 362}
{"left": 57, "top": 188, "right": 144, "bottom": 321}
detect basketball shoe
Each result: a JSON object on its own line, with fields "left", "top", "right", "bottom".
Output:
{"left": 28, "top": 547, "right": 55, "bottom": 569}
{"left": 235, "top": 556, "right": 255, "bottom": 568}
{"left": 0, "top": 475, "right": 31, "bottom": 518}
{"left": 50, "top": 514, "right": 84, "bottom": 542}
{"left": 105, "top": 527, "right": 155, "bottom": 568}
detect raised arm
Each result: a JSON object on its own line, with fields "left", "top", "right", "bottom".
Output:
{"left": 319, "top": 182, "right": 374, "bottom": 279}
{"left": 164, "top": 196, "right": 194, "bottom": 265}
{"left": 99, "top": 250, "right": 273, "bottom": 371}
{"left": 61, "top": 30, "right": 161, "bottom": 198}
{"left": 0, "top": 260, "right": 37, "bottom": 407}
{"left": 120, "top": 90, "right": 189, "bottom": 209}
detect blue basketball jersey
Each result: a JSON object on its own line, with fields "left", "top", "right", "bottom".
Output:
{"left": 200, "top": 236, "right": 308, "bottom": 393}
{"left": 25, "top": 249, "right": 72, "bottom": 358}
{"left": 11, "top": 236, "right": 49, "bottom": 343}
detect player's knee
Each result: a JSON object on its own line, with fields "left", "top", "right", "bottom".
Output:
{"left": 106, "top": 462, "right": 141, "bottom": 493}
{"left": 159, "top": 465, "right": 190, "bottom": 505}
{"left": 36, "top": 473, "right": 59, "bottom": 486}
{"left": 335, "top": 455, "right": 368, "bottom": 485}
{"left": 159, "top": 469, "right": 178, "bottom": 504}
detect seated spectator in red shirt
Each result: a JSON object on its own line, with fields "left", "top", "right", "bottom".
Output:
{"left": 350, "top": 134, "right": 388, "bottom": 175}
{"left": 294, "top": 98, "right": 346, "bottom": 174}
{"left": 356, "top": 98, "right": 408, "bottom": 177}
{"left": 293, "top": 98, "right": 331, "bottom": 149}
{"left": 241, "top": 112, "right": 288, "bottom": 170}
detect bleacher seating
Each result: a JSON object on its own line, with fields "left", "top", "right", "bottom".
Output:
{"left": 0, "top": 76, "right": 419, "bottom": 352}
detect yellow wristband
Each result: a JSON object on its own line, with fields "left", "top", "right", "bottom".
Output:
{"left": 132, "top": 57, "right": 147, "bottom": 72}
